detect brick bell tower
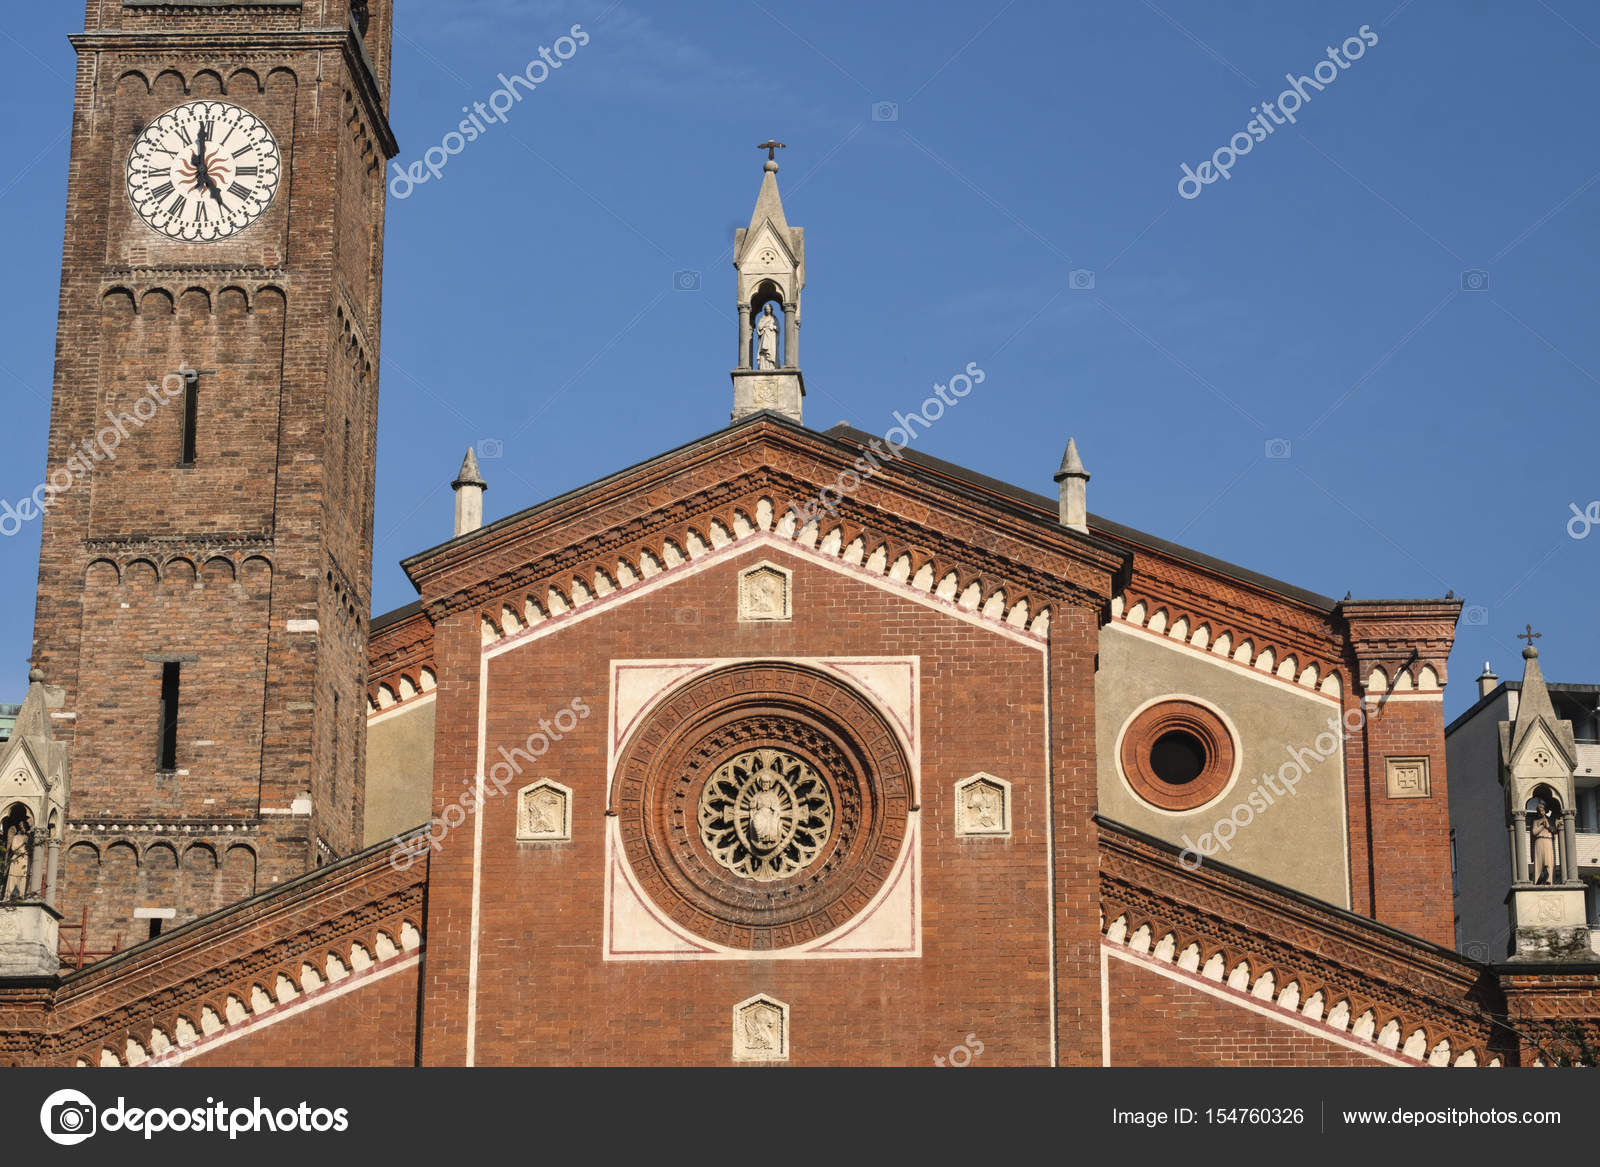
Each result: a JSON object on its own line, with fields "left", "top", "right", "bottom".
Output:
{"left": 30, "top": 0, "right": 396, "bottom": 955}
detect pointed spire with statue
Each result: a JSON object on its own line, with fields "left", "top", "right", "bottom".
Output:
{"left": 1500, "top": 626, "right": 1592, "bottom": 960}
{"left": 731, "top": 141, "right": 805, "bottom": 424}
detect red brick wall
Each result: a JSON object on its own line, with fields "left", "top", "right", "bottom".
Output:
{"left": 34, "top": 3, "right": 395, "bottom": 951}
{"left": 182, "top": 960, "right": 420, "bottom": 1068}
{"left": 421, "top": 546, "right": 1063, "bottom": 1066}
{"left": 1105, "top": 950, "right": 1388, "bottom": 1067}
{"left": 1353, "top": 699, "right": 1455, "bottom": 946}
{"left": 1051, "top": 603, "right": 1103, "bottom": 1065}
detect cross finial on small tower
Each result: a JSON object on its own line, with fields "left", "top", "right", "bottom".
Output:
{"left": 757, "top": 139, "right": 786, "bottom": 162}
{"left": 1519, "top": 624, "right": 1542, "bottom": 656}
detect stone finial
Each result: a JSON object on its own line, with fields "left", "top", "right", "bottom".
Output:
{"left": 1053, "top": 438, "right": 1089, "bottom": 532}
{"left": 452, "top": 447, "right": 488, "bottom": 538}
{"left": 1476, "top": 660, "right": 1498, "bottom": 699}
{"left": 27, "top": 664, "right": 42, "bottom": 685}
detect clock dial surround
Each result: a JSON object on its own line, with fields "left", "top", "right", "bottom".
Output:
{"left": 126, "top": 100, "right": 282, "bottom": 243}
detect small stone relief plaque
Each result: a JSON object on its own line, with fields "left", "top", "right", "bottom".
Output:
{"left": 516, "top": 780, "right": 572, "bottom": 841}
{"left": 1385, "top": 756, "right": 1430, "bottom": 800}
{"left": 738, "top": 562, "right": 792, "bottom": 622}
{"left": 954, "top": 773, "right": 1011, "bottom": 837}
{"left": 732, "top": 994, "right": 789, "bottom": 1061}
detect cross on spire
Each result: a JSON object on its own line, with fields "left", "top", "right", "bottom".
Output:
{"left": 757, "top": 139, "right": 786, "bottom": 161}
{"left": 1518, "top": 624, "right": 1542, "bottom": 647}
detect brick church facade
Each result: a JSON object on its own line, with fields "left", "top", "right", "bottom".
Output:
{"left": 1, "top": 0, "right": 1598, "bottom": 1068}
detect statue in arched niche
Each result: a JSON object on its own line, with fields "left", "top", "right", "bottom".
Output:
{"left": 2, "top": 808, "right": 32, "bottom": 899}
{"left": 755, "top": 303, "right": 779, "bottom": 370}
{"left": 1530, "top": 796, "right": 1557, "bottom": 884}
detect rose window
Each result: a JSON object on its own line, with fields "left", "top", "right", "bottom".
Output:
{"left": 698, "top": 749, "right": 834, "bottom": 880}
{"left": 612, "top": 662, "right": 912, "bottom": 949}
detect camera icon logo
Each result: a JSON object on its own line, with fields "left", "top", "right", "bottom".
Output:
{"left": 40, "top": 1088, "right": 97, "bottom": 1146}
{"left": 475, "top": 437, "right": 504, "bottom": 460}
{"left": 1461, "top": 269, "right": 1489, "bottom": 291}
{"left": 673, "top": 607, "right": 700, "bottom": 625}
{"left": 1068, "top": 269, "right": 1095, "bottom": 290}
{"left": 871, "top": 101, "right": 900, "bottom": 122}
{"left": 672, "top": 269, "right": 701, "bottom": 292}
{"left": 1264, "top": 438, "right": 1292, "bottom": 460}
{"left": 1462, "top": 604, "right": 1489, "bottom": 626}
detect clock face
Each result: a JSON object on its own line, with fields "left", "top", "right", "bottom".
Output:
{"left": 126, "top": 100, "right": 282, "bottom": 243}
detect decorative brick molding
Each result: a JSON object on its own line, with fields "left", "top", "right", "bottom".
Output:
{"left": 1339, "top": 599, "right": 1462, "bottom": 695}
{"left": 402, "top": 421, "right": 1130, "bottom": 638}
{"left": 1098, "top": 820, "right": 1512, "bottom": 1067}
{"left": 367, "top": 603, "right": 436, "bottom": 715}
{"left": 1112, "top": 594, "right": 1344, "bottom": 700}
{"left": 0, "top": 836, "right": 424, "bottom": 1067}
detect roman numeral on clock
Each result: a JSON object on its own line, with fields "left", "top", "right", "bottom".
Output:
{"left": 235, "top": 166, "right": 258, "bottom": 177}
{"left": 175, "top": 124, "right": 193, "bottom": 146}
{"left": 149, "top": 181, "right": 175, "bottom": 202}
{"left": 229, "top": 183, "right": 253, "bottom": 202}
{"left": 194, "top": 201, "right": 209, "bottom": 222}
{"left": 166, "top": 193, "right": 186, "bottom": 218}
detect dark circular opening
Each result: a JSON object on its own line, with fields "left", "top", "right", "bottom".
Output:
{"left": 1150, "top": 730, "right": 1206, "bottom": 786}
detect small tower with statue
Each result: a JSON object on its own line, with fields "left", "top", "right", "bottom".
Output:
{"left": 1500, "top": 628, "right": 1592, "bottom": 960}
{"left": 731, "top": 140, "right": 805, "bottom": 424}
{"left": 0, "top": 667, "right": 70, "bottom": 977}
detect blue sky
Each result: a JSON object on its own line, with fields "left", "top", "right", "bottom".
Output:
{"left": 0, "top": 0, "right": 1596, "bottom": 718}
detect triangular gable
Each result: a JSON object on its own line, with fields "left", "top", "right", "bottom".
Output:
{"left": 1506, "top": 716, "right": 1576, "bottom": 775}
{"left": 735, "top": 218, "right": 797, "bottom": 269}
{"left": 402, "top": 418, "right": 1131, "bottom": 642}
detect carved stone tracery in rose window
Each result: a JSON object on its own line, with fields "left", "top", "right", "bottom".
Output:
{"left": 698, "top": 748, "right": 834, "bottom": 881}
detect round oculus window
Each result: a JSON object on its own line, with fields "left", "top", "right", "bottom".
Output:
{"left": 1120, "top": 699, "right": 1236, "bottom": 811}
